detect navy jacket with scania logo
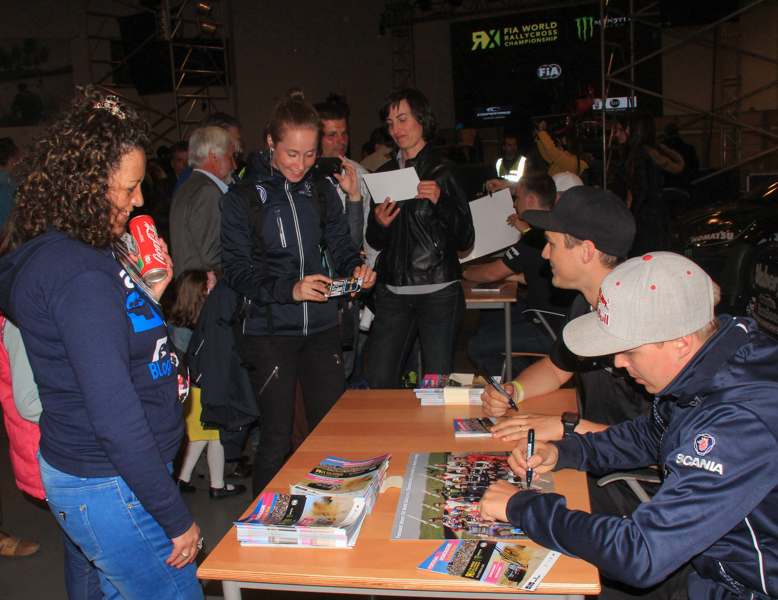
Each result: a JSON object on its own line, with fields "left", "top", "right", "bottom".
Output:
{"left": 220, "top": 151, "right": 362, "bottom": 337}
{"left": 507, "top": 316, "right": 778, "bottom": 600}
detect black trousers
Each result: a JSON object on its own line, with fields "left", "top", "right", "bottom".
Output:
{"left": 246, "top": 327, "right": 345, "bottom": 496}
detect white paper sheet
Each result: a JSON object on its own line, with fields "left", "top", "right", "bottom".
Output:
{"left": 459, "top": 188, "right": 520, "bottom": 263}
{"left": 363, "top": 167, "right": 420, "bottom": 203}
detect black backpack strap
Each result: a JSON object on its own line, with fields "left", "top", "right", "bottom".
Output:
{"left": 230, "top": 178, "right": 275, "bottom": 347}
{"left": 311, "top": 174, "right": 331, "bottom": 248}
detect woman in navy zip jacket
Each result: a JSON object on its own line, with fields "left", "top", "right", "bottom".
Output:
{"left": 220, "top": 94, "right": 375, "bottom": 496}
{"left": 0, "top": 88, "right": 202, "bottom": 599}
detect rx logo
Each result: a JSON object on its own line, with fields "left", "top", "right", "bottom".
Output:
{"left": 576, "top": 17, "right": 595, "bottom": 40}
{"left": 472, "top": 29, "right": 500, "bottom": 50}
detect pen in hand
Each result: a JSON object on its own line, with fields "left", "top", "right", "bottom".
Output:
{"left": 525, "top": 429, "right": 535, "bottom": 489}
{"left": 473, "top": 363, "right": 518, "bottom": 410}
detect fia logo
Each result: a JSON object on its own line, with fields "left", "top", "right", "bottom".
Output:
{"left": 538, "top": 64, "right": 561, "bottom": 79}
{"left": 472, "top": 29, "right": 501, "bottom": 50}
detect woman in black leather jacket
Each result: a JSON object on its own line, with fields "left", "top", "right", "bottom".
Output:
{"left": 366, "top": 88, "right": 475, "bottom": 389}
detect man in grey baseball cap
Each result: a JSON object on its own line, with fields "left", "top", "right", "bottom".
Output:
{"left": 480, "top": 252, "right": 778, "bottom": 600}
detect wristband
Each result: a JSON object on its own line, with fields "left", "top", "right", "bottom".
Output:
{"left": 510, "top": 381, "right": 525, "bottom": 402}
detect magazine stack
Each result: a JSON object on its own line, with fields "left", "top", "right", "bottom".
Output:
{"left": 290, "top": 454, "right": 391, "bottom": 513}
{"left": 235, "top": 493, "right": 366, "bottom": 548}
{"left": 414, "top": 374, "right": 498, "bottom": 405}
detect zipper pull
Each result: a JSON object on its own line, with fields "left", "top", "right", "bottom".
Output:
{"left": 259, "top": 366, "right": 279, "bottom": 396}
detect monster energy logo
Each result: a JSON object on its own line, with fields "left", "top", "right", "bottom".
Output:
{"left": 576, "top": 17, "right": 594, "bottom": 40}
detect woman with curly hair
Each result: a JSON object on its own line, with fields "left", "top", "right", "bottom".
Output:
{"left": 0, "top": 87, "right": 203, "bottom": 599}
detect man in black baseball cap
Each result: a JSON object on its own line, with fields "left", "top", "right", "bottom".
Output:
{"left": 522, "top": 185, "right": 635, "bottom": 257}
{"left": 482, "top": 187, "right": 689, "bottom": 599}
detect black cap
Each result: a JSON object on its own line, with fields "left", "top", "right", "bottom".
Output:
{"left": 522, "top": 186, "right": 635, "bottom": 257}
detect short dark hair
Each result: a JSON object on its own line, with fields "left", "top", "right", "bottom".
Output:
{"left": 169, "top": 140, "right": 188, "bottom": 155}
{"left": 198, "top": 111, "right": 241, "bottom": 131}
{"left": 519, "top": 172, "right": 556, "bottom": 209}
{"left": 368, "top": 126, "right": 392, "bottom": 147}
{"left": 563, "top": 234, "right": 625, "bottom": 268}
{"left": 379, "top": 88, "right": 437, "bottom": 143}
{"left": 313, "top": 102, "right": 349, "bottom": 122}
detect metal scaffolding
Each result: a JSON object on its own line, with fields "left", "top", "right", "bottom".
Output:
{"left": 85, "top": 0, "right": 233, "bottom": 145}
{"left": 601, "top": 0, "right": 778, "bottom": 185}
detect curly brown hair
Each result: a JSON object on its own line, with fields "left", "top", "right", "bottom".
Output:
{"left": 5, "top": 86, "right": 150, "bottom": 251}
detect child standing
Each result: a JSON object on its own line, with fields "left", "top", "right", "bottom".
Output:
{"left": 169, "top": 270, "right": 246, "bottom": 500}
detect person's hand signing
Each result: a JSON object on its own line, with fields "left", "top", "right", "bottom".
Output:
{"left": 416, "top": 180, "right": 441, "bottom": 204}
{"left": 507, "top": 437, "right": 558, "bottom": 479}
{"left": 486, "top": 178, "right": 511, "bottom": 194}
{"left": 293, "top": 274, "right": 331, "bottom": 302}
{"left": 482, "top": 382, "right": 520, "bottom": 417}
{"left": 491, "top": 413, "right": 564, "bottom": 442}
{"left": 375, "top": 196, "right": 401, "bottom": 227}
{"left": 167, "top": 522, "right": 202, "bottom": 569}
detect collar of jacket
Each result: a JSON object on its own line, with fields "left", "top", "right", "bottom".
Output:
{"left": 242, "top": 150, "right": 314, "bottom": 194}
{"left": 657, "top": 315, "right": 752, "bottom": 406}
{"left": 394, "top": 142, "right": 440, "bottom": 173}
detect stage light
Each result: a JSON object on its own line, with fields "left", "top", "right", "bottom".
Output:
{"left": 199, "top": 22, "right": 218, "bottom": 36}
{"left": 196, "top": 2, "right": 212, "bottom": 16}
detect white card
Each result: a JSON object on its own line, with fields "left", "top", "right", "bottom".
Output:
{"left": 363, "top": 167, "right": 421, "bottom": 203}
{"left": 459, "top": 188, "right": 520, "bottom": 263}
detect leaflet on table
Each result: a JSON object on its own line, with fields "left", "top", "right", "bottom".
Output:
{"left": 390, "top": 452, "right": 554, "bottom": 541}
{"left": 237, "top": 493, "right": 364, "bottom": 528}
{"left": 362, "top": 167, "right": 420, "bottom": 203}
{"left": 415, "top": 374, "right": 497, "bottom": 405}
{"left": 289, "top": 454, "right": 391, "bottom": 513}
{"left": 453, "top": 417, "right": 498, "bottom": 437}
{"left": 418, "top": 539, "right": 561, "bottom": 591}
{"left": 459, "top": 189, "right": 520, "bottom": 263}
{"left": 235, "top": 493, "right": 368, "bottom": 549}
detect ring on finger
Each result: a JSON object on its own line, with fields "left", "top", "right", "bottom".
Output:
{"left": 181, "top": 552, "right": 190, "bottom": 558}
{"left": 197, "top": 537, "right": 204, "bottom": 550}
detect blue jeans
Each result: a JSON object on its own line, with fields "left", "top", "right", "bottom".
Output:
{"left": 369, "top": 282, "right": 465, "bottom": 389}
{"left": 39, "top": 455, "right": 203, "bottom": 600}
{"left": 467, "top": 300, "right": 555, "bottom": 377}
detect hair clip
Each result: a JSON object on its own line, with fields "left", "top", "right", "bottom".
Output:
{"left": 93, "top": 95, "right": 126, "bottom": 120}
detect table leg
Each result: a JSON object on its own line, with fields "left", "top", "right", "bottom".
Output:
{"left": 504, "top": 301, "right": 512, "bottom": 382}
{"left": 222, "top": 581, "right": 243, "bottom": 600}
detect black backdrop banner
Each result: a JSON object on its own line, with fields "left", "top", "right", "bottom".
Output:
{"left": 450, "top": 4, "right": 662, "bottom": 129}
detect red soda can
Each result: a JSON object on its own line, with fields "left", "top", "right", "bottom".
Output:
{"left": 128, "top": 215, "right": 168, "bottom": 283}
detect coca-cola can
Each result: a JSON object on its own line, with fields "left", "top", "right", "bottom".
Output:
{"left": 128, "top": 215, "right": 168, "bottom": 283}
